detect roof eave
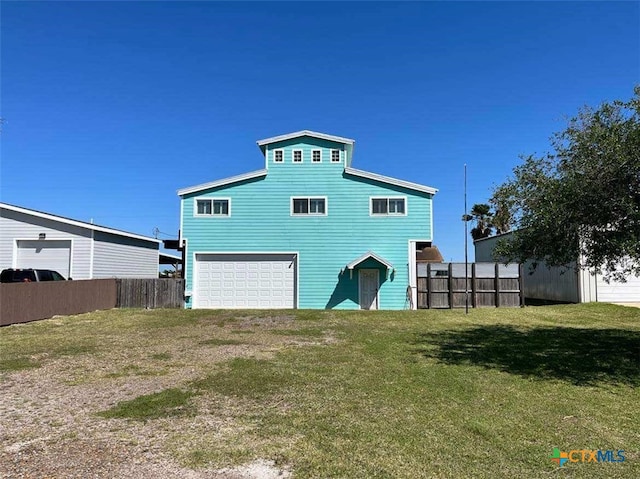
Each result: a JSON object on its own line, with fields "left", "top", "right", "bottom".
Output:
{"left": 257, "top": 130, "right": 355, "bottom": 148}
{"left": 177, "top": 169, "right": 268, "bottom": 196}
{"left": 344, "top": 167, "right": 438, "bottom": 195}
{"left": 0, "top": 203, "right": 161, "bottom": 244}
{"left": 346, "top": 251, "right": 394, "bottom": 270}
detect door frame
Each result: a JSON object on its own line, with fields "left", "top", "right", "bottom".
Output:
{"left": 359, "top": 268, "right": 380, "bottom": 310}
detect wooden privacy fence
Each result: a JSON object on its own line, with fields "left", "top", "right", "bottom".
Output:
{"left": 1, "top": 278, "right": 184, "bottom": 326}
{"left": 0, "top": 279, "right": 118, "bottom": 326}
{"left": 417, "top": 262, "right": 523, "bottom": 309}
{"left": 116, "top": 278, "right": 184, "bottom": 308}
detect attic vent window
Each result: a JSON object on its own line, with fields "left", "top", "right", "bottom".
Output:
{"left": 331, "top": 149, "right": 341, "bottom": 163}
{"left": 293, "top": 150, "right": 303, "bottom": 163}
{"left": 274, "top": 150, "right": 283, "bottom": 163}
{"left": 312, "top": 150, "right": 321, "bottom": 163}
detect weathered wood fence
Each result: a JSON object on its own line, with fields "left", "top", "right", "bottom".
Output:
{"left": 116, "top": 278, "right": 184, "bottom": 308}
{"left": 417, "top": 262, "right": 523, "bottom": 309}
{"left": 1, "top": 278, "right": 184, "bottom": 326}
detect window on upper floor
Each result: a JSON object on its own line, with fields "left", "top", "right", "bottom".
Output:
{"left": 274, "top": 149, "right": 283, "bottom": 163}
{"left": 293, "top": 150, "right": 303, "bottom": 163}
{"left": 331, "top": 149, "right": 341, "bottom": 163}
{"left": 291, "top": 197, "right": 327, "bottom": 216}
{"left": 195, "top": 198, "right": 230, "bottom": 217}
{"left": 312, "top": 150, "right": 322, "bottom": 163}
{"left": 371, "top": 197, "right": 406, "bottom": 216}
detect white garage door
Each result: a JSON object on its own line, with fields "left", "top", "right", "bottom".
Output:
{"left": 194, "top": 253, "right": 297, "bottom": 309}
{"left": 597, "top": 275, "right": 640, "bottom": 303}
{"left": 16, "top": 240, "right": 72, "bottom": 278}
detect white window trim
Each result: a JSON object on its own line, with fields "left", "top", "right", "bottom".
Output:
{"left": 331, "top": 149, "right": 341, "bottom": 163}
{"left": 312, "top": 149, "right": 322, "bottom": 163}
{"left": 292, "top": 149, "right": 303, "bottom": 163}
{"left": 194, "top": 197, "right": 232, "bottom": 217}
{"left": 273, "top": 149, "right": 284, "bottom": 163}
{"left": 369, "top": 196, "right": 408, "bottom": 216}
{"left": 290, "top": 196, "right": 328, "bottom": 216}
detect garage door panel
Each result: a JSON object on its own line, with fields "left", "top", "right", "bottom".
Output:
{"left": 16, "top": 240, "right": 72, "bottom": 278}
{"left": 597, "top": 275, "right": 640, "bottom": 303}
{"left": 194, "top": 253, "right": 296, "bottom": 309}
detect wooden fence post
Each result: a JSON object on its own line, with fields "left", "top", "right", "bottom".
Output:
{"left": 471, "top": 263, "right": 476, "bottom": 308}
{"left": 495, "top": 263, "right": 501, "bottom": 308}
{"left": 448, "top": 262, "right": 453, "bottom": 309}
{"left": 427, "top": 263, "right": 432, "bottom": 309}
{"left": 519, "top": 263, "right": 525, "bottom": 307}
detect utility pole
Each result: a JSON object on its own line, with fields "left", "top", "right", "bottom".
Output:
{"left": 464, "top": 164, "right": 469, "bottom": 314}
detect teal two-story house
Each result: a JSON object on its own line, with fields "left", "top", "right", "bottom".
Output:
{"left": 177, "top": 131, "right": 437, "bottom": 310}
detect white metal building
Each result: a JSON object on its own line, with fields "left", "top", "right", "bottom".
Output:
{"left": 475, "top": 233, "right": 640, "bottom": 303}
{"left": 0, "top": 203, "right": 161, "bottom": 279}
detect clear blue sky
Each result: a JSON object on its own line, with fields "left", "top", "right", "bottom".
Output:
{"left": 2, "top": 1, "right": 638, "bottom": 261}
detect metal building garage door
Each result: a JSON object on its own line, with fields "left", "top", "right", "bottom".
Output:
{"left": 597, "top": 275, "right": 640, "bottom": 303}
{"left": 16, "top": 240, "right": 72, "bottom": 278}
{"left": 194, "top": 253, "right": 297, "bottom": 309}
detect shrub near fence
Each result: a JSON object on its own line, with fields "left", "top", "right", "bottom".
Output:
{"left": 417, "top": 262, "right": 523, "bottom": 309}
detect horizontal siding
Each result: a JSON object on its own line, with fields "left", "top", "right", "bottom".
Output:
{"left": 182, "top": 148, "right": 432, "bottom": 310}
{"left": 596, "top": 271, "right": 640, "bottom": 303}
{"left": 265, "top": 137, "right": 346, "bottom": 167}
{"left": 0, "top": 208, "right": 92, "bottom": 279}
{"left": 93, "top": 232, "right": 159, "bottom": 278}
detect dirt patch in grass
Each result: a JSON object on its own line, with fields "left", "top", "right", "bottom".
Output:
{"left": 236, "top": 315, "right": 296, "bottom": 328}
{"left": 2, "top": 305, "right": 637, "bottom": 478}
{"left": 0, "top": 309, "right": 322, "bottom": 478}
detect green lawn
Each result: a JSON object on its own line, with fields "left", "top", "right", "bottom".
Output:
{"left": 1, "top": 304, "right": 639, "bottom": 478}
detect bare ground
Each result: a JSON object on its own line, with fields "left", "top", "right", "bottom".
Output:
{"left": 0, "top": 312, "right": 327, "bottom": 478}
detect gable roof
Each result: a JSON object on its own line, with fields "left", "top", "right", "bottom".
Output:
{"left": 344, "top": 167, "right": 438, "bottom": 195}
{"left": 256, "top": 130, "right": 355, "bottom": 148}
{"left": 346, "top": 251, "right": 394, "bottom": 270}
{"left": 0, "top": 202, "right": 161, "bottom": 244}
{"left": 257, "top": 130, "right": 356, "bottom": 166}
{"left": 177, "top": 132, "right": 437, "bottom": 197}
{"left": 177, "top": 169, "right": 268, "bottom": 196}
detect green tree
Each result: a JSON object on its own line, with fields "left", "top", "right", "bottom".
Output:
{"left": 491, "top": 86, "right": 640, "bottom": 280}
{"left": 489, "top": 194, "right": 512, "bottom": 235}
{"left": 468, "top": 203, "right": 493, "bottom": 240}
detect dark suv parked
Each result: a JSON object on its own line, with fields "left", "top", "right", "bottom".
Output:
{"left": 0, "top": 268, "right": 68, "bottom": 283}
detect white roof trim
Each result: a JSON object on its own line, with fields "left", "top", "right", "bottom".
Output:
{"left": 160, "top": 252, "right": 182, "bottom": 261}
{"left": 345, "top": 167, "right": 438, "bottom": 195}
{"left": 346, "top": 251, "right": 394, "bottom": 270}
{"left": 177, "top": 169, "right": 268, "bottom": 196}
{"left": 473, "top": 231, "right": 514, "bottom": 243}
{"left": 0, "top": 203, "right": 161, "bottom": 244}
{"left": 257, "top": 130, "right": 355, "bottom": 146}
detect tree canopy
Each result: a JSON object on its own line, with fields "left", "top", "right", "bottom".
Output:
{"left": 491, "top": 86, "right": 640, "bottom": 280}
{"left": 465, "top": 203, "right": 493, "bottom": 240}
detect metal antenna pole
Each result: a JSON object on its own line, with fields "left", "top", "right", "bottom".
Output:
{"left": 464, "top": 164, "right": 469, "bottom": 314}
